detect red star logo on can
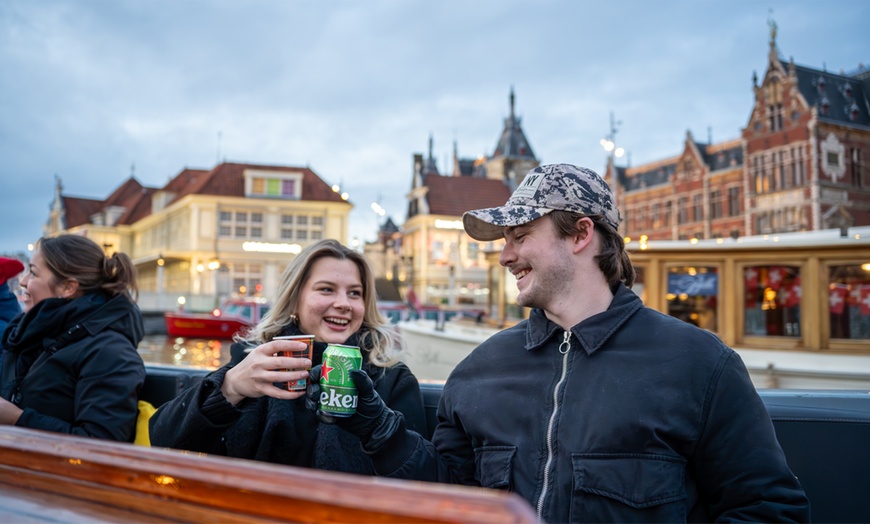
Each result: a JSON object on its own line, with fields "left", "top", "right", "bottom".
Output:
{"left": 321, "top": 363, "right": 334, "bottom": 382}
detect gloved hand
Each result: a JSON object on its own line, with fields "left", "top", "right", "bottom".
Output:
{"left": 306, "top": 365, "right": 404, "bottom": 453}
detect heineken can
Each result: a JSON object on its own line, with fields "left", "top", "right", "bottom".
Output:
{"left": 319, "top": 344, "right": 363, "bottom": 417}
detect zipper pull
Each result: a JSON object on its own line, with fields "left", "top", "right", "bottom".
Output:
{"left": 559, "top": 330, "right": 571, "bottom": 355}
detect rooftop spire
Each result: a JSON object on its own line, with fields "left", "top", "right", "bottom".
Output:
{"left": 509, "top": 85, "right": 515, "bottom": 121}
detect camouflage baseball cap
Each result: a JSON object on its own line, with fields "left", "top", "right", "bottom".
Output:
{"left": 462, "top": 163, "right": 620, "bottom": 241}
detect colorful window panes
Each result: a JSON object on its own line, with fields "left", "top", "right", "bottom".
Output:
{"left": 744, "top": 265, "right": 801, "bottom": 337}
{"left": 829, "top": 264, "right": 870, "bottom": 340}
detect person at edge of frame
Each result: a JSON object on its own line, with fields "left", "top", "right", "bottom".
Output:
{"left": 0, "top": 236, "right": 145, "bottom": 441}
{"left": 306, "top": 164, "right": 810, "bottom": 523}
{"left": 149, "top": 238, "right": 426, "bottom": 475}
{"left": 0, "top": 257, "right": 25, "bottom": 377}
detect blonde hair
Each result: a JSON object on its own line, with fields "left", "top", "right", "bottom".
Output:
{"left": 238, "top": 239, "right": 403, "bottom": 367}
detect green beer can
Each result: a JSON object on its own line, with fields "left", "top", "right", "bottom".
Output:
{"left": 319, "top": 344, "right": 363, "bottom": 417}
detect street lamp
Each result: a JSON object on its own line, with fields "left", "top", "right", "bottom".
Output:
{"left": 600, "top": 111, "right": 625, "bottom": 233}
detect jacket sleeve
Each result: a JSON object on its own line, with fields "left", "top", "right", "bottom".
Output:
{"left": 369, "top": 378, "right": 477, "bottom": 485}
{"left": 692, "top": 351, "right": 810, "bottom": 522}
{"left": 15, "top": 336, "right": 145, "bottom": 442}
{"left": 149, "top": 366, "right": 243, "bottom": 454}
{"left": 379, "top": 364, "right": 428, "bottom": 436}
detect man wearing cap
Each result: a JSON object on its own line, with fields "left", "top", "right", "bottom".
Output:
{"left": 319, "top": 164, "right": 809, "bottom": 523}
{"left": 0, "top": 257, "right": 25, "bottom": 375}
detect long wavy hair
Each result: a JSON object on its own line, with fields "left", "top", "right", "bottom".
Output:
{"left": 36, "top": 235, "right": 138, "bottom": 300}
{"left": 239, "top": 239, "right": 403, "bottom": 367}
{"left": 549, "top": 211, "right": 636, "bottom": 288}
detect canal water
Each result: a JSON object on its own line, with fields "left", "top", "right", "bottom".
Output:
{"left": 138, "top": 335, "right": 232, "bottom": 369}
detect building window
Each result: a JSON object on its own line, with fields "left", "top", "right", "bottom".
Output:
{"left": 729, "top": 188, "right": 740, "bottom": 216}
{"left": 692, "top": 194, "right": 703, "bottom": 222}
{"left": 219, "top": 209, "right": 263, "bottom": 239}
{"left": 677, "top": 197, "right": 688, "bottom": 223}
{"left": 244, "top": 169, "right": 303, "bottom": 199}
{"left": 710, "top": 190, "right": 722, "bottom": 220}
{"left": 666, "top": 266, "right": 719, "bottom": 332}
{"left": 768, "top": 103, "right": 784, "bottom": 131}
{"left": 743, "top": 265, "right": 802, "bottom": 337}
{"left": 829, "top": 264, "right": 870, "bottom": 340}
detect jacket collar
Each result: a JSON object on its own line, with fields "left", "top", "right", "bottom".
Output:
{"left": 525, "top": 283, "right": 643, "bottom": 355}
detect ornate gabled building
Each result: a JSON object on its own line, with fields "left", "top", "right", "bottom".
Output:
{"left": 400, "top": 89, "right": 538, "bottom": 307}
{"left": 45, "top": 162, "right": 351, "bottom": 311}
{"left": 744, "top": 23, "right": 870, "bottom": 234}
{"left": 609, "top": 23, "right": 870, "bottom": 241}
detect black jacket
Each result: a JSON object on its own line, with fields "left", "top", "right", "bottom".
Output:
{"left": 149, "top": 326, "right": 427, "bottom": 475}
{"left": 371, "top": 284, "right": 810, "bottom": 523}
{"left": 0, "top": 292, "right": 146, "bottom": 441}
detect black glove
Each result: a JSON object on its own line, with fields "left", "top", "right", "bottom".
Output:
{"left": 306, "top": 366, "right": 404, "bottom": 453}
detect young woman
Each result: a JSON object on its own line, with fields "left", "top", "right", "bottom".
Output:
{"left": 0, "top": 235, "right": 145, "bottom": 441}
{"left": 149, "top": 239, "right": 426, "bottom": 474}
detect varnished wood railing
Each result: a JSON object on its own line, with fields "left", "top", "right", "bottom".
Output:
{"left": 0, "top": 426, "right": 535, "bottom": 523}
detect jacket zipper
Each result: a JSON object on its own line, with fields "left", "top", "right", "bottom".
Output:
{"left": 535, "top": 330, "right": 572, "bottom": 520}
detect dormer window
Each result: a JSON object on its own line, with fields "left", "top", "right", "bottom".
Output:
{"left": 842, "top": 82, "right": 853, "bottom": 100}
{"left": 244, "top": 169, "right": 303, "bottom": 199}
{"left": 816, "top": 76, "right": 826, "bottom": 93}
{"left": 847, "top": 102, "right": 860, "bottom": 122}
{"left": 820, "top": 97, "right": 830, "bottom": 116}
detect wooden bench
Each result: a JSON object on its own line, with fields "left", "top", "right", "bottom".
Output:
{"left": 0, "top": 425, "right": 535, "bottom": 523}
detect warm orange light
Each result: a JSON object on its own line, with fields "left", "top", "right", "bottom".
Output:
{"left": 212, "top": 309, "right": 221, "bottom": 317}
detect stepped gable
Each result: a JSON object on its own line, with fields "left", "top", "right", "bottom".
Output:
{"left": 491, "top": 87, "right": 536, "bottom": 161}
{"left": 423, "top": 174, "right": 511, "bottom": 216}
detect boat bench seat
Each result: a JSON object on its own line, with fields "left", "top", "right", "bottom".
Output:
{"left": 141, "top": 368, "right": 870, "bottom": 523}
{"left": 140, "top": 364, "right": 207, "bottom": 408}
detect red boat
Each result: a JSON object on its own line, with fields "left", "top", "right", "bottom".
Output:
{"left": 163, "top": 298, "right": 271, "bottom": 338}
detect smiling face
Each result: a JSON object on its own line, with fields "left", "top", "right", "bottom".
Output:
{"left": 19, "top": 249, "right": 62, "bottom": 312}
{"left": 499, "top": 216, "right": 576, "bottom": 311}
{"left": 295, "top": 257, "right": 365, "bottom": 344}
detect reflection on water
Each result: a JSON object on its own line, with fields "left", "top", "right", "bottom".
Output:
{"left": 138, "top": 335, "right": 232, "bottom": 369}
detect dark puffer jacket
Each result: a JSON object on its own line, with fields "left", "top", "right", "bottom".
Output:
{"left": 0, "top": 292, "right": 145, "bottom": 441}
{"left": 149, "top": 325, "right": 426, "bottom": 475}
{"left": 371, "top": 284, "right": 810, "bottom": 523}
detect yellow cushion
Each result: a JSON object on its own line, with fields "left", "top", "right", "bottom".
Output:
{"left": 134, "top": 400, "right": 157, "bottom": 446}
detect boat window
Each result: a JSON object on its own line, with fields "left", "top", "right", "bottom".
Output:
{"left": 223, "top": 303, "right": 241, "bottom": 316}
{"left": 743, "top": 265, "right": 801, "bottom": 337}
{"left": 259, "top": 305, "right": 271, "bottom": 320}
{"left": 240, "top": 306, "right": 253, "bottom": 321}
{"left": 829, "top": 264, "right": 870, "bottom": 341}
{"left": 665, "top": 266, "right": 718, "bottom": 332}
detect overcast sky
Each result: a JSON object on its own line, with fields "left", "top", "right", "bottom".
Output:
{"left": 1, "top": 0, "right": 868, "bottom": 256}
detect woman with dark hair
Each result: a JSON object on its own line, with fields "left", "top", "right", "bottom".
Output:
{"left": 0, "top": 235, "right": 145, "bottom": 441}
{"left": 149, "top": 238, "right": 426, "bottom": 474}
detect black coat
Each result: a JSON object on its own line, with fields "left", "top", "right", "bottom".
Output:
{"left": 372, "top": 284, "right": 810, "bottom": 523}
{"left": 149, "top": 325, "right": 427, "bottom": 475}
{"left": 0, "top": 292, "right": 146, "bottom": 441}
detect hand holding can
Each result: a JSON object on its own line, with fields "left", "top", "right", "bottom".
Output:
{"left": 319, "top": 344, "right": 363, "bottom": 417}
{"left": 273, "top": 335, "right": 315, "bottom": 391}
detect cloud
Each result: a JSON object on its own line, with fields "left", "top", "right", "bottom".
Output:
{"left": 1, "top": 0, "right": 868, "bottom": 254}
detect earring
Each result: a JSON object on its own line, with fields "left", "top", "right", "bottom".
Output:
{"left": 289, "top": 314, "right": 298, "bottom": 323}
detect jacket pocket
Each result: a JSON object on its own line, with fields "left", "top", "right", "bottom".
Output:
{"left": 473, "top": 446, "right": 516, "bottom": 489}
{"left": 570, "top": 453, "right": 687, "bottom": 523}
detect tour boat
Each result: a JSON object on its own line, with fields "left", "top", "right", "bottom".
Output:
{"left": 163, "top": 297, "right": 270, "bottom": 338}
